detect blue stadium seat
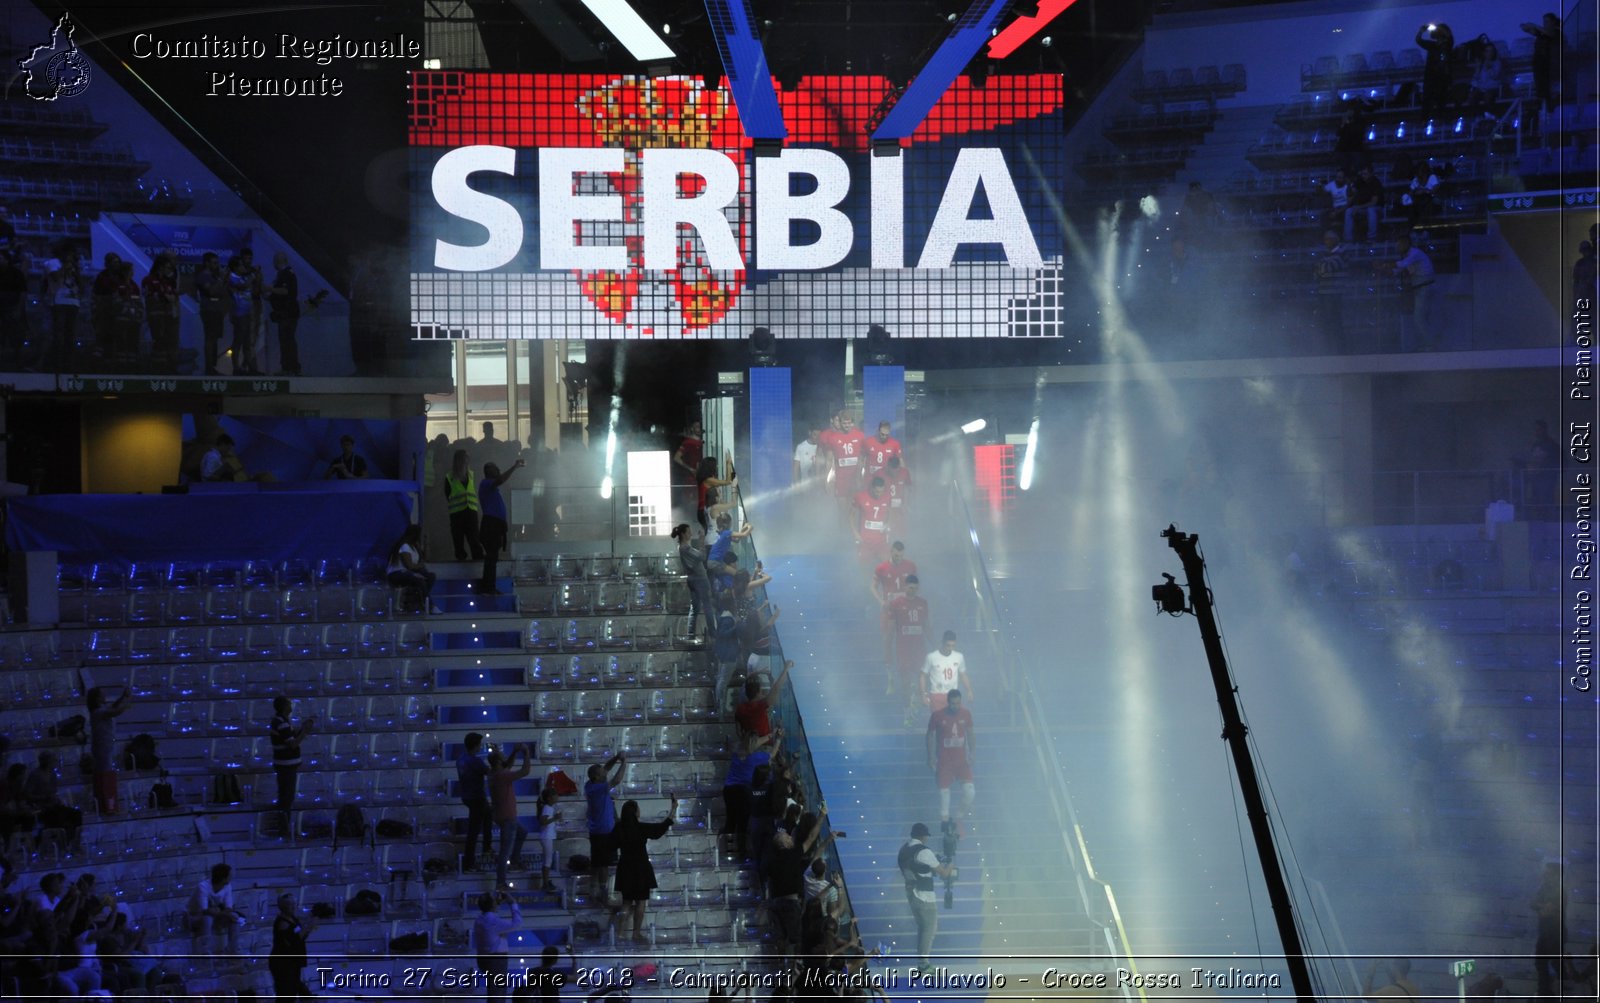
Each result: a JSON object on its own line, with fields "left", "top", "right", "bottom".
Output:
{"left": 367, "top": 696, "right": 402, "bottom": 730}
{"left": 205, "top": 590, "right": 242, "bottom": 624}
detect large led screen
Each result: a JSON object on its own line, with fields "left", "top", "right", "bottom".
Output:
{"left": 409, "top": 72, "right": 1066, "bottom": 340}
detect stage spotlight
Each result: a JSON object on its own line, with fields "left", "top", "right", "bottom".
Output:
{"left": 961, "top": 418, "right": 987, "bottom": 435}
{"left": 929, "top": 418, "right": 989, "bottom": 444}
{"left": 749, "top": 327, "right": 777, "bottom": 366}
{"left": 1151, "top": 573, "right": 1187, "bottom": 615}
{"left": 1019, "top": 418, "right": 1039, "bottom": 490}
{"left": 1039, "top": 35, "right": 1052, "bottom": 47}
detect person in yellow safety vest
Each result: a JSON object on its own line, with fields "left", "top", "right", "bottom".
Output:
{"left": 444, "top": 449, "right": 484, "bottom": 561}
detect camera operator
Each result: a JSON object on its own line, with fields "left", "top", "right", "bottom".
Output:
{"left": 897, "top": 822, "right": 956, "bottom": 976}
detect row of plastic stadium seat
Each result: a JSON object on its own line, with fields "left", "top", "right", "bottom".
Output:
{"left": 1301, "top": 39, "right": 1535, "bottom": 88}
{"left": 73, "top": 621, "right": 432, "bottom": 665}
{"left": 513, "top": 553, "right": 681, "bottom": 583}
{"left": 1135, "top": 64, "right": 1246, "bottom": 94}
{"left": 522, "top": 616, "right": 693, "bottom": 653}
{"left": 59, "top": 558, "right": 388, "bottom": 593}
{"left": 0, "top": 657, "right": 438, "bottom": 710}
{"left": 64, "top": 585, "right": 405, "bottom": 627}
{"left": 519, "top": 580, "right": 685, "bottom": 615}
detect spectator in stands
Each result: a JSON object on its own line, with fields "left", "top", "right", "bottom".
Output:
{"left": 1335, "top": 103, "right": 1370, "bottom": 168}
{"left": 194, "top": 252, "right": 229, "bottom": 374}
{"left": 141, "top": 251, "right": 180, "bottom": 371}
{"left": 0, "top": 205, "right": 13, "bottom": 249}
{"left": 444, "top": 449, "right": 484, "bottom": 561}
{"left": 241, "top": 247, "right": 266, "bottom": 367}
{"left": 268, "top": 696, "right": 314, "bottom": 836}
{"left": 44, "top": 250, "right": 83, "bottom": 365}
{"left": 1466, "top": 41, "right": 1506, "bottom": 118}
{"left": 473, "top": 890, "right": 521, "bottom": 1002}
{"left": 732, "top": 572, "right": 780, "bottom": 677}
{"left": 478, "top": 458, "right": 524, "bottom": 595}
{"left": 1346, "top": 165, "right": 1384, "bottom": 243}
{"left": 1529, "top": 863, "right": 1568, "bottom": 998}
{"left": 0, "top": 763, "right": 36, "bottom": 844}
{"left": 225, "top": 254, "right": 259, "bottom": 375}
{"left": 767, "top": 807, "right": 838, "bottom": 958}
{"left": 23, "top": 872, "right": 65, "bottom": 913}
{"left": 457, "top": 732, "right": 493, "bottom": 872}
{"left": 1323, "top": 169, "right": 1352, "bottom": 227}
{"left": 0, "top": 248, "right": 26, "bottom": 365}
{"left": 672, "top": 418, "right": 704, "bottom": 519}
{"left": 85, "top": 685, "right": 131, "bottom": 815}
{"left": 488, "top": 742, "right": 533, "bottom": 888}
{"left": 110, "top": 259, "right": 142, "bottom": 365}
{"left": 584, "top": 751, "right": 627, "bottom": 906}
{"left": 1363, "top": 958, "right": 1420, "bottom": 1000}
{"left": 387, "top": 525, "right": 438, "bottom": 613}
{"left": 325, "top": 434, "right": 369, "bottom": 480}
{"left": 22, "top": 752, "right": 81, "bottom": 848}
{"left": 51, "top": 880, "right": 106, "bottom": 996}
{"left": 1312, "top": 230, "right": 1352, "bottom": 350}
{"left": 1384, "top": 233, "right": 1436, "bottom": 351}
{"left": 1522, "top": 14, "right": 1565, "bottom": 113}
{"left": 611, "top": 796, "right": 679, "bottom": 944}
{"left": 90, "top": 251, "right": 122, "bottom": 360}
{"left": 187, "top": 863, "right": 243, "bottom": 955}
{"left": 266, "top": 252, "right": 301, "bottom": 377}
{"left": 1573, "top": 240, "right": 1597, "bottom": 317}
{"left": 707, "top": 511, "right": 752, "bottom": 568}
{"left": 1414, "top": 22, "right": 1455, "bottom": 114}
{"left": 721, "top": 730, "right": 777, "bottom": 860}
{"left": 1401, "top": 162, "right": 1440, "bottom": 229}
{"left": 1166, "top": 236, "right": 1204, "bottom": 308}
{"left": 735, "top": 659, "right": 792, "bottom": 740}
{"left": 671, "top": 523, "right": 716, "bottom": 641}
{"left": 535, "top": 787, "right": 562, "bottom": 893}
{"left": 1178, "top": 181, "right": 1217, "bottom": 241}
{"left": 696, "top": 457, "right": 739, "bottom": 535}
{"left": 1521, "top": 419, "right": 1562, "bottom": 512}
{"left": 269, "top": 893, "right": 315, "bottom": 1002}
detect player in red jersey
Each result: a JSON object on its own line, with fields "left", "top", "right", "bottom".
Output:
{"left": 881, "top": 454, "right": 912, "bottom": 536}
{"left": 872, "top": 541, "right": 918, "bottom": 608}
{"left": 853, "top": 476, "right": 893, "bottom": 565}
{"left": 864, "top": 420, "right": 902, "bottom": 481}
{"left": 926, "top": 688, "right": 975, "bottom": 829}
{"left": 822, "top": 409, "right": 866, "bottom": 505}
{"left": 885, "top": 575, "right": 930, "bottom": 699}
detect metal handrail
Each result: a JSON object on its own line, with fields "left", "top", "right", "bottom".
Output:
{"left": 723, "top": 483, "right": 863, "bottom": 952}
{"left": 947, "top": 478, "right": 1142, "bottom": 999}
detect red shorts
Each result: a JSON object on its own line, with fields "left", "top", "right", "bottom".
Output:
{"left": 928, "top": 691, "right": 953, "bottom": 713}
{"left": 936, "top": 753, "right": 973, "bottom": 789}
{"left": 832, "top": 468, "right": 860, "bottom": 497}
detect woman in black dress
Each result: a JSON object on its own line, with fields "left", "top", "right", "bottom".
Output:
{"left": 612, "top": 797, "right": 678, "bottom": 944}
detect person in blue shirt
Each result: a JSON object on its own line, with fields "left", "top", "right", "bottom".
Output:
{"left": 456, "top": 733, "right": 492, "bottom": 871}
{"left": 706, "top": 511, "right": 753, "bottom": 565}
{"left": 478, "top": 458, "right": 524, "bottom": 595}
{"left": 583, "top": 751, "right": 626, "bottom": 906}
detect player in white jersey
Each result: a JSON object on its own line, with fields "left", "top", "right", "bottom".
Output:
{"left": 921, "top": 630, "right": 972, "bottom": 713}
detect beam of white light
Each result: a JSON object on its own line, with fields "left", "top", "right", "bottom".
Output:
{"left": 1019, "top": 418, "right": 1039, "bottom": 491}
{"left": 573, "top": 0, "right": 676, "bottom": 61}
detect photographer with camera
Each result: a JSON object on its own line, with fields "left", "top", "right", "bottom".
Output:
{"left": 473, "top": 889, "right": 522, "bottom": 1001}
{"left": 898, "top": 822, "right": 956, "bottom": 976}
{"left": 1414, "top": 22, "right": 1455, "bottom": 114}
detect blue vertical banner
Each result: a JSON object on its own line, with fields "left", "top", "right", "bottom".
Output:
{"left": 863, "top": 366, "right": 907, "bottom": 443}
{"left": 748, "top": 368, "right": 794, "bottom": 496}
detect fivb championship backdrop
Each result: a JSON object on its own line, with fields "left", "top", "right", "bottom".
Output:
{"left": 409, "top": 72, "right": 1066, "bottom": 340}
